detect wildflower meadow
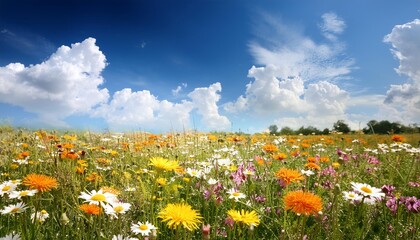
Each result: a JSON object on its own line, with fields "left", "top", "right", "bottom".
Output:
{"left": 0, "top": 126, "right": 419, "bottom": 239}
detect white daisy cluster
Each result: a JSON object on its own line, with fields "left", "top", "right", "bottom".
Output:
{"left": 79, "top": 189, "right": 131, "bottom": 219}
{"left": 78, "top": 189, "right": 158, "bottom": 237}
{"left": 343, "top": 182, "right": 385, "bottom": 204}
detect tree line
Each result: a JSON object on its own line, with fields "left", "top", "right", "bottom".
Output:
{"left": 268, "top": 120, "right": 420, "bottom": 135}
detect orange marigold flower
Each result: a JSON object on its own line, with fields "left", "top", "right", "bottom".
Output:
{"left": 96, "top": 158, "right": 111, "bottom": 165}
{"left": 307, "top": 156, "right": 317, "bottom": 163}
{"left": 290, "top": 150, "right": 300, "bottom": 157}
{"left": 86, "top": 172, "right": 102, "bottom": 183}
{"left": 391, "top": 135, "right": 405, "bottom": 142}
{"left": 80, "top": 204, "right": 102, "bottom": 215}
{"left": 208, "top": 134, "right": 217, "bottom": 141}
{"left": 76, "top": 166, "right": 85, "bottom": 174}
{"left": 300, "top": 151, "right": 309, "bottom": 157}
{"left": 305, "top": 162, "right": 321, "bottom": 171}
{"left": 283, "top": 190, "right": 323, "bottom": 216}
{"left": 17, "top": 151, "right": 30, "bottom": 159}
{"left": 275, "top": 168, "right": 304, "bottom": 185}
{"left": 61, "top": 143, "right": 74, "bottom": 149}
{"left": 301, "top": 143, "right": 311, "bottom": 148}
{"left": 272, "top": 153, "right": 287, "bottom": 161}
{"left": 23, "top": 174, "right": 58, "bottom": 192}
{"left": 262, "top": 144, "right": 278, "bottom": 153}
{"left": 61, "top": 150, "right": 79, "bottom": 160}
{"left": 319, "top": 157, "right": 330, "bottom": 163}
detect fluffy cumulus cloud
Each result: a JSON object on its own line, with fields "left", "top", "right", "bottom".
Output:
{"left": 93, "top": 82, "right": 230, "bottom": 131}
{"left": 383, "top": 19, "right": 420, "bottom": 121}
{"left": 225, "top": 12, "right": 353, "bottom": 130}
{"left": 0, "top": 38, "right": 230, "bottom": 131}
{"left": 0, "top": 38, "right": 109, "bottom": 126}
{"left": 92, "top": 88, "right": 194, "bottom": 131}
{"left": 188, "top": 82, "right": 231, "bottom": 130}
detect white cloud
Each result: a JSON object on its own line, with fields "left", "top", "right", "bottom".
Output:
{"left": 93, "top": 88, "right": 194, "bottom": 131}
{"left": 225, "top": 65, "right": 308, "bottom": 115}
{"left": 305, "top": 81, "right": 349, "bottom": 115}
{"left": 0, "top": 37, "right": 109, "bottom": 127}
{"left": 188, "top": 82, "right": 231, "bottom": 130}
{"left": 248, "top": 13, "right": 353, "bottom": 83}
{"left": 172, "top": 82, "right": 187, "bottom": 96}
{"left": 319, "top": 12, "right": 346, "bottom": 41}
{"left": 225, "top": 13, "right": 354, "bottom": 129}
{"left": 94, "top": 82, "right": 230, "bottom": 132}
{"left": 0, "top": 38, "right": 231, "bottom": 132}
{"left": 383, "top": 19, "right": 420, "bottom": 122}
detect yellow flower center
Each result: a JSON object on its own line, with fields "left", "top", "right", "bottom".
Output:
{"left": 139, "top": 224, "right": 149, "bottom": 231}
{"left": 360, "top": 186, "right": 372, "bottom": 194}
{"left": 114, "top": 206, "right": 124, "bottom": 213}
{"left": 90, "top": 193, "right": 106, "bottom": 201}
{"left": 41, "top": 210, "right": 48, "bottom": 214}
{"left": 232, "top": 192, "right": 241, "bottom": 197}
{"left": 11, "top": 208, "right": 20, "bottom": 213}
{"left": 19, "top": 191, "right": 29, "bottom": 196}
{"left": 2, "top": 186, "right": 11, "bottom": 191}
{"left": 349, "top": 193, "right": 355, "bottom": 198}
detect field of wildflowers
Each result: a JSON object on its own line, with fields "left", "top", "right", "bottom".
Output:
{"left": 0, "top": 126, "right": 419, "bottom": 240}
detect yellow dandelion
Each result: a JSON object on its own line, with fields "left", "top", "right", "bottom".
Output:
{"left": 158, "top": 203, "right": 202, "bottom": 231}
{"left": 149, "top": 157, "right": 180, "bottom": 172}
{"left": 227, "top": 209, "right": 260, "bottom": 227}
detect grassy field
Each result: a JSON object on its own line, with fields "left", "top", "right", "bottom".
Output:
{"left": 0, "top": 127, "right": 419, "bottom": 239}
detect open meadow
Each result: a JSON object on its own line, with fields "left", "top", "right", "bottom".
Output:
{"left": 0, "top": 127, "right": 419, "bottom": 239}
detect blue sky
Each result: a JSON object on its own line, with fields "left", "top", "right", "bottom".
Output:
{"left": 0, "top": 0, "right": 419, "bottom": 133}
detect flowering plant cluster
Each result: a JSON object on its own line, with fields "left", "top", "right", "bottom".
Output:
{"left": 0, "top": 129, "right": 419, "bottom": 239}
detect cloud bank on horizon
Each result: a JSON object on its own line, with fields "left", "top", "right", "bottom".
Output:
{"left": 0, "top": 14, "right": 419, "bottom": 132}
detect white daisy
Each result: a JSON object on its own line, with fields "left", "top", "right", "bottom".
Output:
{"left": 111, "top": 235, "right": 138, "bottom": 240}
{"left": 1, "top": 202, "right": 28, "bottom": 215}
{"left": 186, "top": 168, "right": 203, "bottom": 178}
{"left": 342, "top": 191, "right": 363, "bottom": 203}
{"left": 207, "top": 178, "right": 218, "bottom": 185}
{"left": 227, "top": 188, "right": 246, "bottom": 201}
{"left": 9, "top": 189, "right": 38, "bottom": 199}
{"left": 131, "top": 221, "right": 158, "bottom": 236}
{"left": 0, "top": 232, "right": 21, "bottom": 240}
{"left": 125, "top": 186, "right": 136, "bottom": 192}
{"left": 78, "top": 189, "right": 117, "bottom": 206}
{"left": 243, "top": 169, "right": 255, "bottom": 176}
{"left": 301, "top": 169, "right": 315, "bottom": 176}
{"left": 31, "top": 210, "right": 49, "bottom": 223}
{"left": 350, "top": 182, "right": 385, "bottom": 199}
{"left": 0, "top": 181, "right": 17, "bottom": 196}
{"left": 104, "top": 201, "right": 131, "bottom": 218}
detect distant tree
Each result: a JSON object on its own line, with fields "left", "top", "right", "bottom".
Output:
{"left": 322, "top": 128, "right": 330, "bottom": 135}
{"left": 297, "top": 126, "right": 321, "bottom": 135}
{"left": 280, "top": 126, "right": 295, "bottom": 135}
{"left": 268, "top": 125, "right": 279, "bottom": 135}
{"left": 391, "top": 122, "right": 403, "bottom": 134}
{"left": 333, "top": 120, "right": 351, "bottom": 134}
{"left": 363, "top": 120, "right": 378, "bottom": 134}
